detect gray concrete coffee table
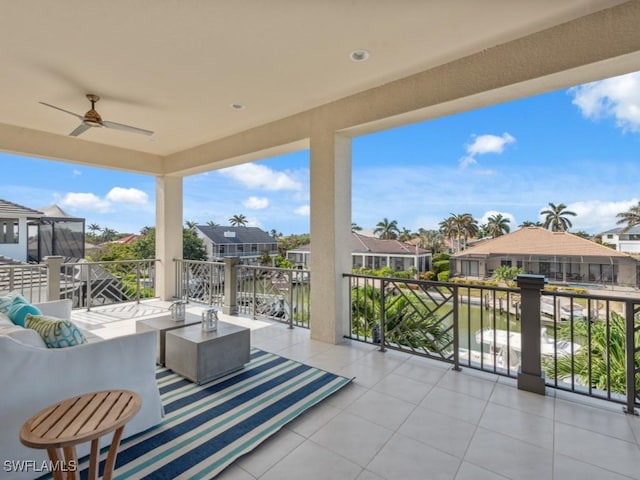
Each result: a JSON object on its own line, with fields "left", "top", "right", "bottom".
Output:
{"left": 165, "top": 322, "right": 250, "bottom": 384}
{"left": 135, "top": 313, "right": 201, "bottom": 365}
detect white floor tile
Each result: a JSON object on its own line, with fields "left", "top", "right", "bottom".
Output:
{"left": 479, "top": 402, "right": 554, "bottom": 449}
{"left": 455, "top": 462, "right": 511, "bottom": 480}
{"left": 259, "top": 441, "right": 362, "bottom": 480}
{"left": 555, "top": 422, "right": 640, "bottom": 479}
{"left": 420, "top": 386, "right": 488, "bottom": 425}
{"left": 372, "top": 372, "right": 434, "bottom": 404}
{"left": 489, "top": 383, "right": 555, "bottom": 420}
{"left": 236, "top": 429, "right": 305, "bottom": 478}
{"left": 367, "top": 433, "right": 460, "bottom": 480}
{"left": 310, "top": 411, "right": 393, "bottom": 467}
{"left": 346, "top": 389, "right": 416, "bottom": 431}
{"left": 465, "top": 427, "right": 553, "bottom": 480}
{"left": 554, "top": 453, "right": 637, "bottom": 480}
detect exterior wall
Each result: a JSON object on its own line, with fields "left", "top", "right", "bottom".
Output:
{"left": 0, "top": 216, "right": 28, "bottom": 262}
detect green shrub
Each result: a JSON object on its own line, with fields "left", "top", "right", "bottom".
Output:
{"left": 432, "top": 253, "right": 451, "bottom": 262}
{"left": 432, "top": 260, "right": 450, "bottom": 274}
{"left": 437, "top": 271, "right": 450, "bottom": 282}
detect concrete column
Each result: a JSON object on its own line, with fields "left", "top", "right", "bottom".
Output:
{"left": 44, "top": 255, "right": 63, "bottom": 301}
{"left": 156, "top": 175, "right": 183, "bottom": 301}
{"left": 223, "top": 256, "right": 240, "bottom": 315}
{"left": 309, "top": 130, "right": 351, "bottom": 344}
{"left": 516, "top": 274, "right": 546, "bottom": 395}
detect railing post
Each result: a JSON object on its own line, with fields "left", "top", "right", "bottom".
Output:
{"left": 516, "top": 274, "right": 546, "bottom": 395}
{"left": 135, "top": 262, "right": 141, "bottom": 304}
{"left": 44, "top": 256, "right": 63, "bottom": 301}
{"left": 86, "top": 263, "right": 93, "bottom": 311}
{"left": 223, "top": 257, "right": 240, "bottom": 315}
{"left": 624, "top": 300, "right": 639, "bottom": 415}
{"left": 379, "top": 278, "right": 386, "bottom": 352}
{"left": 252, "top": 268, "right": 257, "bottom": 319}
{"left": 288, "top": 270, "right": 294, "bottom": 329}
{"left": 453, "top": 285, "right": 461, "bottom": 371}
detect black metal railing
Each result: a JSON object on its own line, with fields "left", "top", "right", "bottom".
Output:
{"left": 344, "top": 273, "right": 640, "bottom": 413}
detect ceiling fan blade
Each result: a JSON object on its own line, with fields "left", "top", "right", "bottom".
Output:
{"left": 39, "top": 102, "right": 83, "bottom": 120}
{"left": 103, "top": 120, "right": 153, "bottom": 136}
{"left": 69, "top": 124, "right": 91, "bottom": 137}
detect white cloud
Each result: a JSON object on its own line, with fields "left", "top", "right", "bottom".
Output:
{"left": 218, "top": 163, "right": 302, "bottom": 191}
{"left": 293, "top": 205, "right": 310, "bottom": 216}
{"left": 479, "top": 210, "right": 515, "bottom": 226}
{"left": 59, "top": 192, "right": 111, "bottom": 213}
{"left": 459, "top": 133, "right": 515, "bottom": 168}
{"left": 466, "top": 133, "right": 515, "bottom": 155}
{"left": 72, "top": 169, "right": 82, "bottom": 176}
{"left": 105, "top": 187, "right": 149, "bottom": 205}
{"left": 243, "top": 196, "right": 269, "bottom": 209}
{"left": 559, "top": 199, "right": 639, "bottom": 233}
{"left": 570, "top": 71, "right": 640, "bottom": 132}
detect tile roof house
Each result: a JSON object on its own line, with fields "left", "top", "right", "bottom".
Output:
{"left": 600, "top": 226, "right": 640, "bottom": 253}
{"left": 287, "top": 233, "right": 432, "bottom": 272}
{"left": 195, "top": 226, "right": 278, "bottom": 263}
{"left": 451, "top": 227, "right": 638, "bottom": 286}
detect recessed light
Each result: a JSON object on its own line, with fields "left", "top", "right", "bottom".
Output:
{"left": 350, "top": 50, "right": 370, "bottom": 62}
{"left": 230, "top": 103, "right": 245, "bottom": 110}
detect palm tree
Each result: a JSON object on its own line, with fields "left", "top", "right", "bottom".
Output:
{"left": 616, "top": 201, "right": 640, "bottom": 232}
{"left": 442, "top": 213, "right": 478, "bottom": 251}
{"left": 229, "top": 214, "right": 248, "bottom": 227}
{"left": 88, "top": 223, "right": 101, "bottom": 236}
{"left": 438, "top": 217, "right": 457, "bottom": 253}
{"left": 351, "top": 222, "right": 362, "bottom": 232}
{"left": 417, "top": 229, "right": 444, "bottom": 254}
{"left": 541, "top": 202, "right": 576, "bottom": 232}
{"left": 100, "top": 227, "right": 118, "bottom": 242}
{"left": 206, "top": 220, "right": 218, "bottom": 226}
{"left": 519, "top": 220, "right": 543, "bottom": 228}
{"left": 185, "top": 220, "right": 197, "bottom": 231}
{"left": 543, "top": 311, "right": 640, "bottom": 395}
{"left": 486, "top": 213, "right": 511, "bottom": 237}
{"left": 269, "top": 229, "right": 280, "bottom": 239}
{"left": 374, "top": 218, "right": 399, "bottom": 240}
{"left": 398, "top": 227, "right": 413, "bottom": 242}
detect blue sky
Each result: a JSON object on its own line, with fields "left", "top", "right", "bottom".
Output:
{"left": 2, "top": 71, "right": 639, "bottom": 236}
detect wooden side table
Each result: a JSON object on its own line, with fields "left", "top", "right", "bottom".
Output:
{"left": 20, "top": 390, "right": 141, "bottom": 480}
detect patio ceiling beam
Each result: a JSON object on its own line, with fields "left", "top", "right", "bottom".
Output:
{"left": 163, "top": 1, "right": 640, "bottom": 177}
{"left": 0, "top": 122, "right": 163, "bottom": 175}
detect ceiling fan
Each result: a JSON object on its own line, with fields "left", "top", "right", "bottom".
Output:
{"left": 39, "top": 94, "right": 153, "bottom": 137}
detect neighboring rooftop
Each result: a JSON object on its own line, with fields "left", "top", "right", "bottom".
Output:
{"left": 453, "top": 227, "right": 631, "bottom": 258}
{"left": 38, "top": 204, "right": 81, "bottom": 219}
{"left": 196, "top": 226, "right": 276, "bottom": 245}
{"left": 291, "top": 233, "right": 430, "bottom": 255}
{"left": 601, "top": 225, "right": 640, "bottom": 235}
{"left": 0, "top": 199, "right": 43, "bottom": 218}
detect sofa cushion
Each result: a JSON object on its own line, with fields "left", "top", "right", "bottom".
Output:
{"left": 6, "top": 328, "right": 48, "bottom": 348}
{"left": 6, "top": 296, "right": 42, "bottom": 327}
{"left": 25, "top": 314, "right": 88, "bottom": 348}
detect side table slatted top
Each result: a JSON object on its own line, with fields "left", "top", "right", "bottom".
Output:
{"left": 21, "top": 390, "right": 141, "bottom": 448}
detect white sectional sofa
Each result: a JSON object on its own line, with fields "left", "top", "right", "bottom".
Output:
{"left": 0, "top": 299, "right": 164, "bottom": 480}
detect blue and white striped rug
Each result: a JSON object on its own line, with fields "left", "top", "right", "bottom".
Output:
{"left": 73, "top": 348, "right": 351, "bottom": 479}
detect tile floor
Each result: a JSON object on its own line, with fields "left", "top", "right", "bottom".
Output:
{"left": 74, "top": 300, "right": 640, "bottom": 480}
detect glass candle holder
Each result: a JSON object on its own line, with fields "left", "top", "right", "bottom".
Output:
{"left": 202, "top": 307, "right": 219, "bottom": 332}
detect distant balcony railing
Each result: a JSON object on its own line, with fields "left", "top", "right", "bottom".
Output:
{"left": 344, "top": 273, "right": 640, "bottom": 413}
{"left": 173, "top": 258, "right": 310, "bottom": 328}
{"left": 0, "top": 257, "right": 158, "bottom": 308}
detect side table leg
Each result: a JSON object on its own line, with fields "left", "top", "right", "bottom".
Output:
{"left": 88, "top": 438, "right": 100, "bottom": 480}
{"left": 62, "top": 446, "right": 79, "bottom": 480}
{"left": 46, "top": 448, "right": 64, "bottom": 480}
{"left": 102, "top": 426, "right": 125, "bottom": 480}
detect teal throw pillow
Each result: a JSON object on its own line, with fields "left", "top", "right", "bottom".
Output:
{"left": 6, "top": 297, "right": 42, "bottom": 327}
{"left": 0, "top": 291, "right": 24, "bottom": 315}
{"left": 25, "top": 314, "right": 87, "bottom": 348}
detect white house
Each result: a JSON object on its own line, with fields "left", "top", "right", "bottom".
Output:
{"left": 600, "top": 226, "right": 640, "bottom": 253}
{"left": 287, "top": 233, "right": 431, "bottom": 273}
{"left": 0, "top": 199, "right": 43, "bottom": 262}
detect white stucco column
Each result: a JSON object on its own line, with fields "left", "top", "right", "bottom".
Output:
{"left": 156, "top": 175, "right": 183, "bottom": 300}
{"left": 309, "top": 130, "right": 351, "bottom": 344}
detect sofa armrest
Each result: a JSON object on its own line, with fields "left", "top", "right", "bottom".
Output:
{"left": 0, "top": 330, "right": 163, "bottom": 479}
{"left": 33, "top": 299, "right": 73, "bottom": 320}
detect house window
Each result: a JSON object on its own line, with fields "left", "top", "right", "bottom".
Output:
{"left": 461, "top": 260, "right": 478, "bottom": 276}
{"left": 606, "top": 234, "right": 614, "bottom": 239}
{"left": 0, "top": 219, "right": 18, "bottom": 244}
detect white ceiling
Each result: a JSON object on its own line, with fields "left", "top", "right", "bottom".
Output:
{"left": 0, "top": 0, "right": 631, "bottom": 163}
